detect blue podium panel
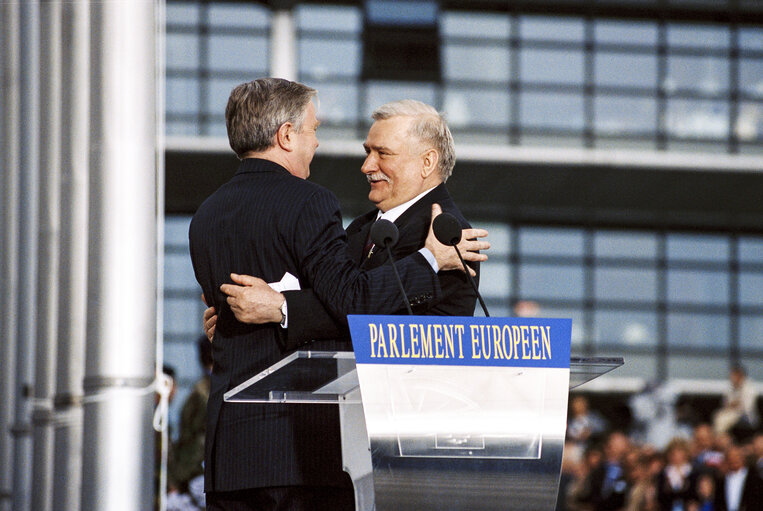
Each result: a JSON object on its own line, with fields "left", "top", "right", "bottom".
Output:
{"left": 348, "top": 315, "right": 572, "bottom": 511}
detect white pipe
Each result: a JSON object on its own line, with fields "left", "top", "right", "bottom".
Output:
{"left": 270, "top": 9, "right": 297, "bottom": 81}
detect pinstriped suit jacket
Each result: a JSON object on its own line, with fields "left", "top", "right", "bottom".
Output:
{"left": 282, "top": 183, "right": 479, "bottom": 347}
{"left": 188, "top": 158, "right": 442, "bottom": 492}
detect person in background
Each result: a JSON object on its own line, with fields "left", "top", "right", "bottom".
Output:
{"left": 167, "top": 335, "right": 213, "bottom": 510}
{"left": 688, "top": 472, "right": 717, "bottom": 511}
{"left": 692, "top": 424, "right": 724, "bottom": 474}
{"left": 713, "top": 366, "right": 759, "bottom": 442}
{"left": 568, "top": 395, "right": 608, "bottom": 450}
{"left": 656, "top": 438, "right": 696, "bottom": 511}
{"left": 714, "top": 444, "right": 762, "bottom": 511}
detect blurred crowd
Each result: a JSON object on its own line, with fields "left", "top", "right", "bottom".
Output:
{"left": 558, "top": 366, "right": 762, "bottom": 511}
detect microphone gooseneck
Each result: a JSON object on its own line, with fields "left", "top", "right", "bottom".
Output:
{"left": 370, "top": 220, "right": 412, "bottom": 315}
{"left": 432, "top": 213, "right": 490, "bottom": 317}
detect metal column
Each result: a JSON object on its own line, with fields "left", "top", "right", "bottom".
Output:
{"left": 270, "top": 8, "right": 297, "bottom": 80}
{"left": 13, "top": 2, "right": 40, "bottom": 509}
{"left": 31, "top": 2, "right": 63, "bottom": 509}
{"left": 52, "top": 1, "right": 91, "bottom": 508}
{"left": 0, "top": 3, "right": 21, "bottom": 510}
{"left": 81, "top": 1, "right": 158, "bottom": 510}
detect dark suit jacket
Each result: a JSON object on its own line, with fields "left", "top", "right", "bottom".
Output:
{"left": 714, "top": 467, "right": 763, "bottom": 511}
{"left": 282, "top": 183, "right": 479, "bottom": 347}
{"left": 188, "top": 158, "right": 443, "bottom": 492}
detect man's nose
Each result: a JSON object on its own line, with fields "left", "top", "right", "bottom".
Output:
{"left": 361, "top": 154, "right": 376, "bottom": 173}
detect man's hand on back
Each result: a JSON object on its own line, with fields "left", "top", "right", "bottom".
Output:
{"left": 220, "top": 273, "right": 285, "bottom": 324}
{"left": 425, "top": 203, "right": 489, "bottom": 275}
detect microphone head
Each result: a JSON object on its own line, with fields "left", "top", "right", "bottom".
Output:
{"left": 433, "top": 213, "right": 462, "bottom": 246}
{"left": 370, "top": 219, "right": 399, "bottom": 249}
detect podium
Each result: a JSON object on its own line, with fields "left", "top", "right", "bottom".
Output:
{"left": 225, "top": 316, "right": 622, "bottom": 510}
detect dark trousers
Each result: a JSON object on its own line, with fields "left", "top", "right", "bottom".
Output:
{"left": 206, "top": 485, "right": 355, "bottom": 511}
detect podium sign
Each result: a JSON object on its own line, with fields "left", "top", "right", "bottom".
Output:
{"left": 348, "top": 315, "right": 572, "bottom": 510}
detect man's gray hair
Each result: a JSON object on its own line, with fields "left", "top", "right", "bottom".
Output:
{"left": 225, "top": 77, "right": 317, "bottom": 158}
{"left": 371, "top": 99, "right": 456, "bottom": 182}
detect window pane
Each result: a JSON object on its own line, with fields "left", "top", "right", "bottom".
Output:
{"left": 520, "top": 15, "right": 584, "bottom": 42}
{"left": 441, "top": 11, "right": 510, "bottom": 39}
{"left": 521, "top": 49, "right": 584, "bottom": 85}
{"left": 165, "top": 216, "right": 192, "bottom": 244}
{"left": 665, "top": 56, "right": 729, "bottom": 95}
{"left": 444, "top": 45, "right": 509, "bottom": 82}
{"left": 595, "top": 53, "right": 657, "bottom": 88}
{"left": 519, "top": 265, "right": 584, "bottom": 300}
{"left": 208, "top": 35, "right": 268, "bottom": 72}
{"left": 208, "top": 3, "right": 269, "bottom": 27}
{"left": 167, "top": 2, "right": 200, "bottom": 25}
{"left": 667, "top": 23, "right": 729, "bottom": 49}
{"left": 299, "top": 39, "right": 361, "bottom": 78}
{"left": 164, "top": 252, "right": 196, "bottom": 289}
{"left": 740, "top": 315, "right": 763, "bottom": 351}
{"left": 594, "top": 96, "right": 656, "bottom": 135}
{"left": 739, "top": 27, "right": 763, "bottom": 51}
{"left": 542, "top": 307, "right": 585, "bottom": 347}
{"left": 443, "top": 89, "right": 509, "bottom": 128}
{"left": 310, "top": 83, "right": 359, "bottom": 124}
{"left": 478, "top": 260, "right": 511, "bottom": 299}
{"left": 739, "top": 236, "right": 763, "bottom": 264}
{"left": 739, "top": 271, "right": 763, "bottom": 307}
{"left": 594, "top": 231, "right": 657, "bottom": 259}
{"left": 595, "top": 20, "right": 657, "bottom": 46}
{"left": 167, "top": 77, "right": 200, "bottom": 116}
{"left": 520, "top": 92, "right": 585, "bottom": 130}
{"left": 595, "top": 268, "right": 657, "bottom": 302}
{"left": 364, "top": 82, "right": 437, "bottom": 119}
{"left": 736, "top": 102, "right": 763, "bottom": 142}
{"left": 668, "top": 312, "right": 728, "bottom": 348}
{"left": 519, "top": 227, "right": 584, "bottom": 257}
{"left": 667, "top": 234, "right": 729, "bottom": 262}
{"left": 666, "top": 99, "right": 729, "bottom": 139}
{"left": 667, "top": 270, "right": 729, "bottom": 305}
{"left": 296, "top": 5, "right": 361, "bottom": 32}
{"left": 739, "top": 58, "right": 763, "bottom": 99}
{"left": 205, "top": 77, "right": 246, "bottom": 116}
{"left": 167, "top": 33, "right": 200, "bottom": 69}
{"left": 595, "top": 311, "right": 657, "bottom": 347}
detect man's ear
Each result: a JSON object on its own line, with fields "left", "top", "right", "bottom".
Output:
{"left": 421, "top": 148, "right": 439, "bottom": 179}
{"left": 275, "top": 122, "right": 294, "bottom": 151}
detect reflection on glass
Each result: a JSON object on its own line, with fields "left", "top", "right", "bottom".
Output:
{"left": 520, "top": 265, "right": 584, "bottom": 300}
{"left": 665, "top": 56, "right": 729, "bottom": 95}
{"left": 520, "top": 15, "right": 584, "bottom": 42}
{"left": 208, "top": 35, "right": 268, "bottom": 72}
{"left": 595, "top": 20, "right": 657, "bottom": 45}
{"left": 667, "top": 312, "right": 728, "bottom": 348}
{"left": 739, "top": 27, "right": 763, "bottom": 51}
{"left": 595, "top": 268, "right": 657, "bottom": 302}
{"left": 665, "top": 99, "right": 729, "bottom": 139}
{"left": 667, "top": 23, "right": 729, "bottom": 49}
{"left": 667, "top": 270, "right": 729, "bottom": 305}
{"left": 595, "top": 311, "right": 657, "bottom": 346}
{"left": 444, "top": 46, "right": 509, "bottom": 82}
{"left": 541, "top": 307, "right": 585, "bottom": 346}
{"left": 520, "top": 92, "right": 585, "bottom": 130}
{"left": 519, "top": 227, "right": 584, "bottom": 256}
{"left": 739, "top": 272, "right": 763, "bottom": 307}
{"left": 441, "top": 11, "right": 510, "bottom": 38}
{"left": 295, "top": 4, "right": 360, "bottom": 32}
{"left": 307, "top": 83, "right": 358, "bottom": 123}
{"left": 595, "top": 53, "right": 657, "bottom": 89}
{"left": 521, "top": 48, "right": 584, "bottom": 85}
{"left": 299, "top": 39, "right": 361, "bottom": 79}
{"left": 594, "top": 96, "right": 656, "bottom": 134}
{"left": 667, "top": 234, "right": 729, "bottom": 262}
{"left": 443, "top": 90, "right": 509, "bottom": 128}
{"left": 594, "top": 230, "right": 657, "bottom": 258}
{"left": 739, "top": 58, "right": 763, "bottom": 98}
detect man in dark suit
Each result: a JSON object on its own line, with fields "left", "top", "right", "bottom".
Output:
{"left": 714, "top": 444, "right": 763, "bottom": 511}
{"left": 210, "top": 100, "right": 481, "bottom": 348}
{"left": 189, "top": 79, "right": 487, "bottom": 511}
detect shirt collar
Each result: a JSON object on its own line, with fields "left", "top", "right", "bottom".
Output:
{"left": 376, "top": 186, "right": 437, "bottom": 224}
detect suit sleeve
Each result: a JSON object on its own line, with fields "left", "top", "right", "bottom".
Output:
{"left": 290, "top": 189, "right": 442, "bottom": 321}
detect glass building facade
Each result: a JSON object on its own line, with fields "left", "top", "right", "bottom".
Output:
{"left": 162, "top": 0, "right": 763, "bottom": 420}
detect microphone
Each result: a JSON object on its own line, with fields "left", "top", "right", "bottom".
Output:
{"left": 432, "top": 213, "right": 490, "bottom": 317}
{"left": 370, "top": 220, "right": 412, "bottom": 315}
